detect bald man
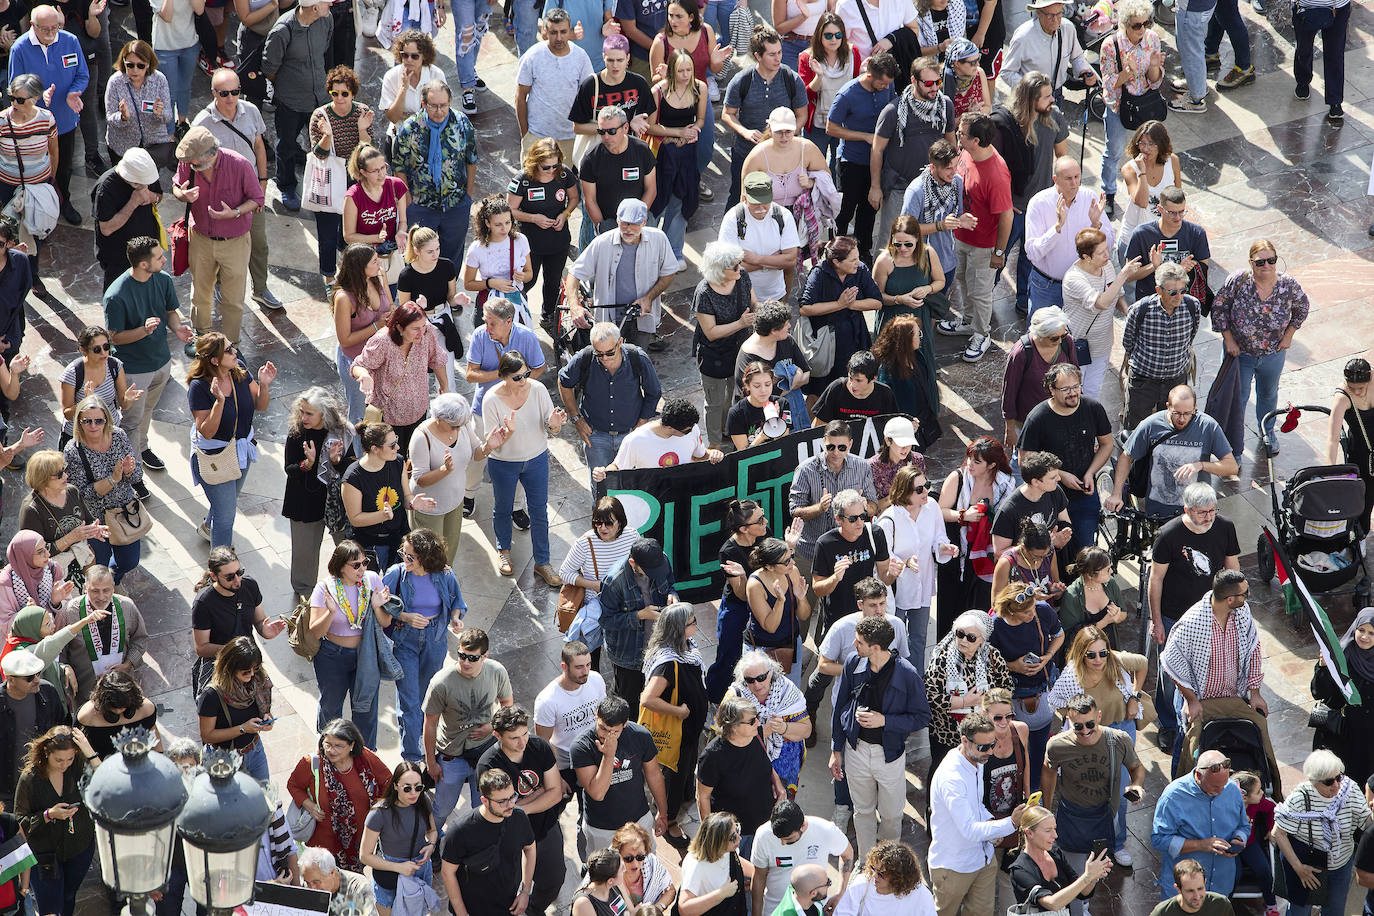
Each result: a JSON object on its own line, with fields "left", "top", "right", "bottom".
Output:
{"left": 1023, "top": 156, "right": 1116, "bottom": 320}
{"left": 1150, "top": 750, "right": 1249, "bottom": 899}
{"left": 772, "top": 864, "right": 831, "bottom": 916}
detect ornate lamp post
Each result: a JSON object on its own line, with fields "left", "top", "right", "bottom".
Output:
{"left": 177, "top": 748, "right": 273, "bottom": 914}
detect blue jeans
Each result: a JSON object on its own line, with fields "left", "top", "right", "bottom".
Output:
{"left": 510, "top": 0, "right": 539, "bottom": 56}
{"left": 586, "top": 430, "right": 629, "bottom": 492}
{"left": 657, "top": 194, "right": 687, "bottom": 261}
{"left": 154, "top": 862, "right": 206, "bottom": 916}
{"left": 434, "top": 753, "right": 483, "bottom": 826}
{"left": 489, "top": 450, "right": 551, "bottom": 564}
{"left": 1175, "top": 1, "right": 1216, "bottom": 101}
{"left": 1204, "top": 0, "right": 1251, "bottom": 69}
{"left": 90, "top": 537, "right": 141, "bottom": 584}
{"left": 1288, "top": 859, "right": 1351, "bottom": 916}
{"left": 896, "top": 606, "right": 929, "bottom": 676}
{"left": 705, "top": 0, "right": 732, "bottom": 45}
{"left": 30, "top": 843, "right": 95, "bottom": 916}
{"left": 452, "top": 0, "right": 490, "bottom": 89}
{"left": 274, "top": 103, "right": 311, "bottom": 195}
{"left": 393, "top": 615, "right": 451, "bottom": 760}
{"left": 373, "top": 855, "right": 434, "bottom": 907}
{"left": 315, "top": 210, "right": 343, "bottom": 276}
{"left": 705, "top": 594, "right": 750, "bottom": 702}
{"left": 1067, "top": 491, "right": 1101, "bottom": 550}
{"left": 996, "top": 209, "right": 1031, "bottom": 312}
{"left": 241, "top": 738, "right": 270, "bottom": 782}
{"left": 1235, "top": 349, "right": 1287, "bottom": 447}
{"left": 1294, "top": 1, "right": 1350, "bottom": 106}
{"left": 336, "top": 345, "right": 367, "bottom": 428}
{"left": 201, "top": 469, "right": 248, "bottom": 548}
{"left": 313, "top": 638, "right": 380, "bottom": 747}
{"left": 1236, "top": 838, "right": 1276, "bottom": 905}
{"left": 408, "top": 198, "right": 471, "bottom": 272}
{"left": 1026, "top": 270, "right": 1064, "bottom": 320}
{"left": 156, "top": 44, "right": 198, "bottom": 119}
{"left": 1102, "top": 106, "right": 1129, "bottom": 196}
{"left": 781, "top": 36, "right": 807, "bottom": 72}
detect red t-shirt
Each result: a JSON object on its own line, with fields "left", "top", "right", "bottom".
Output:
{"left": 954, "top": 149, "right": 1012, "bottom": 250}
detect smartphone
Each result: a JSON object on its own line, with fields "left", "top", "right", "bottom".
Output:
{"left": 257, "top": 716, "right": 278, "bottom": 726}
{"left": 1027, "top": 791, "right": 1042, "bottom": 808}
{"left": 1092, "top": 838, "right": 1109, "bottom": 859}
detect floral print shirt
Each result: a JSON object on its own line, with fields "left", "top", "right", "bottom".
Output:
{"left": 1100, "top": 30, "right": 1164, "bottom": 111}
{"left": 393, "top": 111, "right": 477, "bottom": 210}
{"left": 1209, "top": 271, "right": 1309, "bottom": 356}
{"left": 868, "top": 451, "right": 928, "bottom": 500}
{"left": 352, "top": 324, "right": 448, "bottom": 426}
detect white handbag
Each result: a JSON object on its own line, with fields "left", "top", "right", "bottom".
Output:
{"left": 1006, "top": 886, "right": 1071, "bottom": 916}
{"left": 286, "top": 755, "right": 322, "bottom": 842}
{"left": 302, "top": 125, "right": 347, "bottom": 215}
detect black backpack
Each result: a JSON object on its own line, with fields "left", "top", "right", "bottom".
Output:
{"left": 736, "top": 67, "right": 806, "bottom": 115}
{"left": 735, "top": 202, "right": 786, "bottom": 240}
{"left": 575, "top": 343, "right": 648, "bottom": 403}
{"left": 1125, "top": 424, "right": 1185, "bottom": 500}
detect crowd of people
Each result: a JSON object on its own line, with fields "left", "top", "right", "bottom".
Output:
{"left": 0, "top": 0, "right": 1356, "bottom": 910}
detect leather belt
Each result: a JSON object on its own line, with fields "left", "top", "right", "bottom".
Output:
{"left": 783, "top": 31, "right": 813, "bottom": 40}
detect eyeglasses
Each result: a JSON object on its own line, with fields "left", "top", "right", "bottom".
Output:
{"left": 822, "top": 30, "right": 843, "bottom": 38}
{"left": 1083, "top": 650, "right": 1110, "bottom": 660}
{"left": 974, "top": 741, "right": 995, "bottom": 752}
{"left": 824, "top": 443, "right": 849, "bottom": 452}
{"left": 892, "top": 240, "right": 915, "bottom": 249}
{"left": 1198, "top": 758, "right": 1231, "bottom": 773}
{"left": 593, "top": 345, "right": 620, "bottom": 359}
{"left": 401, "top": 51, "right": 423, "bottom": 60}
{"left": 749, "top": 516, "right": 768, "bottom": 526}
{"left": 80, "top": 417, "right": 106, "bottom": 426}
{"left": 809, "top": 881, "right": 833, "bottom": 893}
{"left": 398, "top": 783, "right": 424, "bottom": 793}
{"left": 622, "top": 853, "right": 648, "bottom": 863}
{"left": 1169, "top": 409, "right": 1196, "bottom": 420}
{"left": 385, "top": 440, "right": 400, "bottom": 449}
{"left": 839, "top": 513, "right": 869, "bottom": 522}
{"left": 743, "top": 671, "right": 770, "bottom": 684}
{"left": 1052, "top": 384, "right": 1082, "bottom": 393}
{"left": 919, "top": 78, "right": 941, "bottom": 87}
{"left": 329, "top": 89, "right": 353, "bottom": 98}
{"left": 1251, "top": 255, "right": 1277, "bottom": 266}
{"left": 489, "top": 794, "right": 517, "bottom": 805}
{"left": 88, "top": 343, "right": 111, "bottom": 353}
{"left": 597, "top": 126, "right": 622, "bottom": 136}
{"left": 1161, "top": 208, "right": 1186, "bottom": 219}
{"left": 1071, "top": 720, "right": 1097, "bottom": 733}
{"left": 125, "top": 61, "right": 147, "bottom": 69}
{"left": 215, "top": 88, "right": 242, "bottom": 97}
{"left": 992, "top": 713, "right": 1016, "bottom": 723}
{"left": 220, "top": 569, "right": 244, "bottom": 580}
{"left": 955, "top": 630, "right": 980, "bottom": 643}
{"left": 457, "top": 651, "right": 485, "bottom": 663}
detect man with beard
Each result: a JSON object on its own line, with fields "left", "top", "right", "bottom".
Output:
{"left": 902, "top": 140, "right": 968, "bottom": 291}
{"left": 441, "top": 769, "right": 537, "bottom": 916}
{"left": 872, "top": 56, "right": 957, "bottom": 253}
{"left": 189, "top": 547, "right": 286, "bottom": 696}
{"left": 534, "top": 641, "right": 607, "bottom": 796}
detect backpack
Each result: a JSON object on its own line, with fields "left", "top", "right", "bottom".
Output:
{"left": 737, "top": 67, "right": 806, "bottom": 113}
{"left": 576, "top": 343, "right": 648, "bottom": 403}
{"left": 735, "top": 202, "right": 786, "bottom": 240}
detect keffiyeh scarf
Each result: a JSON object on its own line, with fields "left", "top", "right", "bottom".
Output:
{"left": 894, "top": 87, "right": 948, "bottom": 146}
{"left": 916, "top": 165, "right": 960, "bottom": 225}
{"left": 641, "top": 641, "right": 704, "bottom": 677}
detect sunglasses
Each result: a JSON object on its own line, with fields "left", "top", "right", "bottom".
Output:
{"left": 992, "top": 713, "right": 1016, "bottom": 723}
{"left": 974, "top": 741, "right": 995, "bottom": 752}
{"left": 822, "top": 30, "right": 843, "bottom": 38}
{"left": 597, "top": 126, "right": 622, "bottom": 136}
{"left": 329, "top": 89, "right": 353, "bottom": 98}
{"left": 10, "top": 96, "right": 33, "bottom": 104}
{"left": 1251, "top": 255, "right": 1277, "bottom": 266}
{"left": 744, "top": 717, "right": 759, "bottom": 726}
{"left": 125, "top": 61, "right": 147, "bottom": 69}
{"left": 215, "top": 88, "right": 242, "bottom": 98}
{"left": 88, "top": 343, "right": 111, "bottom": 353}
{"left": 622, "top": 853, "right": 647, "bottom": 863}
{"left": 398, "top": 783, "right": 424, "bottom": 793}
{"left": 824, "top": 443, "right": 849, "bottom": 452}
{"left": 1071, "top": 720, "right": 1097, "bottom": 733}
{"left": 892, "top": 240, "right": 915, "bottom": 249}
{"left": 80, "top": 417, "right": 106, "bottom": 426}
{"left": 955, "top": 630, "right": 980, "bottom": 643}
{"left": 1199, "top": 758, "right": 1231, "bottom": 773}
{"left": 401, "top": 51, "right": 423, "bottom": 60}
{"left": 510, "top": 370, "right": 532, "bottom": 381}
{"left": 919, "top": 79, "right": 941, "bottom": 87}
{"left": 457, "top": 651, "right": 485, "bottom": 663}
{"left": 348, "top": 559, "right": 367, "bottom": 568}
{"left": 221, "top": 569, "right": 244, "bottom": 580}
{"left": 1319, "top": 776, "right": 1341, "bottom": 786}
{"left": 537, "top": 163, "right": 559, "bottom": 172}
{"left": 401, "top": 552, "right": 418, "bottom": 563}
{"left": 839, "top": 513, "right": 869, "bottom": 522}
{"left": 1128, "top": 17, "right": 1152, "bottom": 27}
{"left": 593, "top": 345, "right": 619, "bottom": 359}
{"left": 910, "top": 483, "right": 928, "bottom": 494}
{"left": 743, "top": 671, "right": 770, "bottom": 684}
{"left": 1083, "top": 650, "right": 1110, "bottom": 660}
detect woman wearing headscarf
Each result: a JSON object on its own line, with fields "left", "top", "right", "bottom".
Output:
{"left": 924, "top": 610, "right": 1013, "bottom": 782}
{"left": 639, "top": 603, "right": 709, "bottom": 851}
{"left": 0, "top": 603, "right": 109, "bottom": 716}
{"left": 1311, "top": 606, "right": 1374, "bottom": 789}
{"left": 0, "top": 531, "right": 77, "bottom": 643}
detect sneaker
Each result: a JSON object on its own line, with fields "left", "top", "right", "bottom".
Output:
{"left": 198, "top": 53, "right": 214, "bottom": 76}
{"left": 60, "top": 200, "right": 82, "bottom": 225}
{"left": 1112, "top": 849, "right": 1134, "bottom": 867}
{"left": 280, "top": 190, "right": 301, "bottom": 211}
{"left": 197, "top": 519, "right": 212, "bottom": 542}
{"left": 1168, "top": 96, "right": 1207, "bottom": 113}
{"left": 132, "top": 480, "right": 151, "bottom": 501}
{"left": 1104, "top": 193, "right": 1117, "bottom": 221}
{"left": 936, "top": 317, "right": 973, "bottom": 336}
{"left": 474, "top": 77, "right": 487, "bottom": 89}
{"left": 708, "top": 76, "right": 721, "bottom": 104}
{"left": 648, "top": 332, "right": 668, "bottom": 352}
{"left": 1169, "top": 76, "right": 1189, "bottom": 93}
{"left": 511, "top": 508, "right": 531, "bottom": 530}
{"left": 962, "top": 333, "right": 991, "bottom": 362}
{"left": 462, "top": 497, "right": 475, "bottom": 518}
{"left": 1294, "top": 84, "right": 1310, "bottom": 100}
{"left": 217, "top": 52, "right": 237, "bottom": 70}
{"left": 698, "top": 180, "right": 714, "bottom": 202}
{"left": 461, "top": 89, "right": 478, "bottom": 115}
{"left": 1327, "top": 104, "right": 1345, "bottom": 122}
{"left": 1217, "top": 65, "right": 1255, "bottom": 90}
{"left": 253, "top": 289, "right": 284, "bottom": 310}
{"left": 1204, "top": 53, "right": 1220, "bottom": 74}
{"left": 322, "top": 274, "right": 335, "bottom": 292}
{"left": 1264, "top": 907, "right": 1280, "bottom": 916}
{"left": 141, "top": 449, "right": 166, "bottom": 471}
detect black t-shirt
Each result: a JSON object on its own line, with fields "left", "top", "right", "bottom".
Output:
{"left": 651, "top": 659, "right": 708, "bottom": 734}
{"left": 726, "top": 399, "right": 769, "bottom": 440}
{"left": 476, "top": 735, "right": 560, "bottom": 840}
{"left": 719, "top": 537, "right": 753, "bottom": 602}
{"left": 1017, "top": 399, "right": 1112, "bottom": 495}
{"left": 1009, "top": 847, "right": 1084, "bottom": 907}
{"left": 397, "top": 258, "right": 457, "bottom": 311}
{"left": 569, "top": 721, "right": 658, "bottom": 829}
{"left": 856, "top": 656, "right": 895, "bottom": 744}
{"left": 189, "top": 578, "right": 264, "bottom": 646}
{"left": 1356, "top": 828, "right": 1374, "bottom": 910}
{"left": 579, "top": 139, "right": 656, "bottom": 225}
{"left": 197, "top": 687, "right": 260, "bottom": 750}
{"left": 991, "top": 486, "right": 1070, "bottom": 542}
{"left": 93, "top": 170, "right": 165, "bottom": 271}
{"left": 812, "top": 525, "right": 890, "bottom": 622}
{"left": 1151, "top": 516, "right": 1240, "bottom": 620}
{"left": 696, "top": 736, "right": 776, "bottom": 837}
{"left": 811, "top": 380, "right": 899, "bottom": 424}
{"left": 342, "top": 459, "right": 410, "bottom": 548}
{"left": 568, "top": 72, "right": 657, "bottom": 124}
{"left": 441, "top": 808, "right": 536, "bottom": 914}
{"left": 507, "top": 165, "right": 579, "bottom": 255}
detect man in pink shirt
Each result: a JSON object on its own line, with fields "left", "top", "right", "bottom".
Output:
{"left": 172, "top": 126, "right": 266, "bottom": 353}
{"left": 935, "top": 112, "right": 1013, "bottom": 364}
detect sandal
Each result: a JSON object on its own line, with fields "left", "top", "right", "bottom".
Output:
{"left": 497, "top": 551, "right": 514, "bottom": 576}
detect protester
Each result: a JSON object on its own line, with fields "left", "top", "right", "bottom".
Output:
{"left": 1008, "top": 805, "right": 1113, "bottom": 916}
{"left": 508, "top": 138, "right": 581, "bottom": 328}
{"left": 867, "top": 417, "right": 927, "bottom": 510}
{"left": 833, "top": 841, "right": 936, "bottom": 916}
{"left": 17, "top": 451, "right": 103, "bottom": 589}
{"left": 351, "top": 302, "right": 450, "bottom": 458}
{"left": 558, "top": 496, "right": 641, "bottom": 669}
{"left": 58, "top": 327, "right": 138, "bottom": 454}
{"left": 8, "top": 7, "right": 86, "bottom": 226}
{"left": 341, "top": 145, "right": 409, "bottom": 285}
{"left": 924, "top": 610, "right": 1013, "bottom": 779}
{"left": 0, "top": 650, "right": 65, "bottom": 809}
{"left": 796, "top": 14, "right": 860, "bottom": 161}
{"left": 679, "top": 811, "right": 749, "bottom": 916}
{"left": 1055, "top": 548, "right": 1130, "bottom": 648}
{"left": 358, "top": 760, "right": 439, "bottom": 916}
{"left": 694, "top": 242, "right": 757, "bottom": 447}
{"left": 559, "top": 321, "right": 663, "bottom": 483}
{"left": 14, "top": 726, "right": 95, "bottom": 916}
{"left": 727, "top": 649, "right": 812, "bottom": 794}
{"left": 572, "top": 694, "right": 670, "bottom": 849}
{"left": 935, "top": 436, "right": 1015, "bottom": 627}
{"left": 799, "top": 236, "right": 882, "bottom": 397}
{"left": 3, "top": 601, "right": 104, "bottom": 719}
{"left": 745, "top": 536, "right": 810, "bottom": 683}
{"left": 289, "top": 719, "right": 393, "bottom": 870}
{"left": 1151, "top": 750, "right": 1250, "bottom": 898}
{"left": 410, "top": 393, "right": 506, "bottom": 564}
{"left": 197, "top": 636, "right": 275, "bottom": 780}
{"left": 341, "top": 422, "right": 428, "bottom": 572}
{"left": 188, "top": 547, "right": 285, "bottom": 696}
{"left": 104, "top": 41, "right": 173, "bottom": 168}
{"left": 1061, "top": 228, "right": 1135, "bottom": 399}
{"left": 1313, "top": 608, "right": 1374, "bottom": 789}
{"left": 393, "top": 81, "right": 477, "bottom": 268}
{"left": 613, "top": 822, "right": 678, "bottom": 909}
{"left": 74, "top": 669, "right": 159, "bottom": 758}
{"left": 283, "top": 387, "right": 355, "bottom": 602}
{"left": 57, "top": 570, "right": 146, "bottom": 704}
{"left": 63, "top": 395, "right": 144, "bottom": 582}
{"left": 600, "top": 537, "right": 678, "bottom": 716}
{"left": 640, "top": 603, "right": 708, "bottom": 851}
{"left": 1100, "top": 2, "right": 1165, "bottom": 209}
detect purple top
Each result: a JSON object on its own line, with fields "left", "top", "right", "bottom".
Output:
{"left": 1209, "top": 271, "right": 1309, "bottom": 356}
{"left": 1000, "top": 335, "right": 1079, "bottom": 423}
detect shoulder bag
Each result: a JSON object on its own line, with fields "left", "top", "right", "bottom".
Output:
{"left": 285, "top": 754, "right": 322, "bottom": 842}
{"left": 302, "top": 110, "right": 348, "bottom": 214}
{"left": 1074, "top": 309, "right": 1102, "bottom": 366}
{"left": 557, "top": 536, "right": 598, "bottom": 633}
{"left": 38, "top": 497, "right": 96, "bottom": 578}
{"left": 1273, "top": 790, "right": 1330, "bottom": 906}
{"left": 637, "top": 660, "right": 684, "bottom": 772}
{"left": 1006, "top": 885, "right": 1070, "bottom": 916}
{"left": 2, "top": 117, "right": 59, "bottom": 242}
{"left": 1109, "top": 36, "right": 1167, "bottom": 130}
{"left": 792, "top": 311, "right": 836, "bottom": 376}
{"left": 194, "top": 381, "right": 243, "bottom": 485}
{"left": 74, "top": 442, "right": 152, "bottom": 546}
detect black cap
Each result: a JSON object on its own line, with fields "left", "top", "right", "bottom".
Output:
{"left": 629, "top": 537, "right": 671, "bottom": 577}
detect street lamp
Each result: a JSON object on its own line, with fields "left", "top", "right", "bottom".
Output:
{"left": 177, "top": 748, "right": 273, "bottom": 914}
{"left": 83, "top": 728, "right": 189, "bottom": 912}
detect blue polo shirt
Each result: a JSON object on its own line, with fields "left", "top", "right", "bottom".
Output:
{"left": 827, "top": 77, "right": 894, "bottom": 164}
{"left": 557, "top": 343, "right": 662, "bottom": 434}
{"left": 467, "top": 322, "right": 546, "bottom": 414}
{"left": 8, "top": 30, "right": 88, "bottom": 134}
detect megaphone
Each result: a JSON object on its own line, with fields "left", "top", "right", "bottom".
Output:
{"left": 763, "top": 401, "right": 788, "bottom": 439}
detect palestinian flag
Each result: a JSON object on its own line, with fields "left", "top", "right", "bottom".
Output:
{"left": 0, "top": 833, "right": 35, "bottom": 885}
{"left": 1264, "top": 526, "right": 1362, "bottom": 705}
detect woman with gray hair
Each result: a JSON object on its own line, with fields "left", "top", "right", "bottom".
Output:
{"left": 696, "top": 695, "right": 785, "bottom": 852}
{"left": 1000, "top": 305, "right": 1078, "bottom": 451}
{"left": 0, "top": 73, "right": 54, "bottom": 285}
{"left": 693, "top": 241, "right": 758, "bottom": 448}
{"left": 409, "top": 392, "right": 510, "bottom": 564}
{"left": 284, "top": 387, "right": 356, "bottom": 602}
{"left": 924, "top": 609, "right": 1013, "bottom": 779}
{"left": 1273, "top": 749, "right": 1370, "bottom": 916}
{"left": 726, "top": 648, "right": 811, "bottom": 796}
{"left": 640, "top": 602, "right": 709, "bottom": 851}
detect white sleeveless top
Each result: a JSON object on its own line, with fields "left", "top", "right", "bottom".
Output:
{"left": 1119, "top": 156, "right": 1176, "bottom": 238}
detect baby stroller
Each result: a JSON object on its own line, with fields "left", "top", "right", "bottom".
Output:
{"left": 1253, "top": 405, "right": 1368, "bottom": 603}
{"left": 1198, "top": 716, "right": 1280, "bottom": 902}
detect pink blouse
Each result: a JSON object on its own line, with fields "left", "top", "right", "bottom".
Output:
{"left": 352, "top": 323, "right": 448, "bottom": 426}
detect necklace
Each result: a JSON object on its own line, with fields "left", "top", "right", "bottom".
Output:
{"left": 1084, "top": 584, "right": 1103, "bottom": 592}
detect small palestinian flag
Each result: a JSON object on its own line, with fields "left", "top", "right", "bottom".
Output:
{"left": 0, "top": 833, "right": 35, "bottom": 885}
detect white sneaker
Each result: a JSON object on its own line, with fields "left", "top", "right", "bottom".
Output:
{"left": 936, "top": 317, "right": 973, "bottom": 336}
{"left": 708, "top": 76, "right": 721, "bottom": 104}
{"left": 1112, "top": 849, "right": 1133, "bottom": 867}
{"left": 962, "top": 332, "right": 991, "bottom": 362}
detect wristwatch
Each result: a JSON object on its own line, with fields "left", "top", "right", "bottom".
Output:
{"left": 993, "top": 248, "right": 1006, "bottom": 257}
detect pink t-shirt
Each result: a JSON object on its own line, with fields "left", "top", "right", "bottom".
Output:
{"left": 310, "top": 571, "right": 385, "bottom": 638}
{"left": 346, "top": 176, "right": 408, "bottom": 244}
{"left": 339, "top": 286, "right": 393, "bottom": 360}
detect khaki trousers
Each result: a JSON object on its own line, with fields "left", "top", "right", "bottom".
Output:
{"left": 932, "top": 861, "right": 998, "bottom": 916}
{"left": 189, "top": 230, "right": 251, "bottom": 343}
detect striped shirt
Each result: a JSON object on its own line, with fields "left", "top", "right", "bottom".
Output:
{"left": 1274, "top": 780, "right": 1370, "bottom": 868}
{"left": 1122, "top": 294, "right": 1201, "bottom": 379}
{"left": 787, "top": 453, "right": 879, "bottom": 558}
{"left": 0, "top": 110, "right": 56, "bottom": 185}
{"left": 559, "top": 526, "right": 641, "bottom": 584}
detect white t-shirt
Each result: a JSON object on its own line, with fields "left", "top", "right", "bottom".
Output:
{"left": 515, "top": 42, "right": 594, "bottom": 140}
{"left": 834, "top": 878, "right": 936, "bottom": 916}
{"left": 533, "top": 672, "right": 607, "bottom": 769}
{"left": 717, "top": 204, "right": 801, "bottom": 302}
{"left": 818, "top": 612, "right": 909, "bottom": 705}
{"left": 749, "top": 818, "right": 849, "bottom": 914}
{"left": 465, "top": 235, "right": 533, "bottom": 291}
{"left": 378, "top": 64, "right": 447, "bottom": 135}
{"left": 612, "top": 424, "right": 707, "bottom": 470}
{"left": 681, "top": 854, "right": 732, "bottom": 899}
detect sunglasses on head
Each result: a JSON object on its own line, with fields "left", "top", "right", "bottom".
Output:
{"left": 743, "top": 671, "right": 770, "bottom": 684}
{"left": 215, "top": 88, "right": 242, "bottom": 97}
{"left": 1071, "top": 720, "right": 1097, "bottom": 733}
{"left": 1198, "top": 758, "right": 1231, "bottom": 773}
{"left": 1083, "top": 650, "right": 1110, "bottom": 660}
{"left": 1251, "top": 255, "right": 1277, "bottom": 266}
{"left": 457, "top": 650, "right": 484, "bottom": 663}
{"left": 622, "top": 853, "right": 647, "bottom": 863}
{"left": 824, "top": 442, "right": 849, "bottom": 452}
{"left": 839, "top": 512, "right": 869, "bottom": 522}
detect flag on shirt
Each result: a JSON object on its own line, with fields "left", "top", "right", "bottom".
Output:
{"left": 0, "top": 833, "right": 35, "bottom": 885}
{"left": 1264, "top": 526, "right": 1362, "bottom": 705}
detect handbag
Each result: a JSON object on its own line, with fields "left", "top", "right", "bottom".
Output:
{"left": 1273, "top": 792, "right": 1330, "bottom": 906}
{"left": 1308, "top": 700, "right": 1342, "bottom": 734}
{"left": 1074, "top": 309, "right": 1101, "bottom": 366}
{"left": 285, "top": 754, "right": 321, "bottom": 842}
{"left": 1108, "top": 37, "right": 1167, "bottom": 130}
{"left": 73, "top": 444, "right": 152, "bottom": 546}
{"left": 1007, "top": 886, "right": 1070, "bottom": 916}
{"left": 645, "top": 85, "right": 665, "bottom": 157}
{"left": 193, "top": 383, "right": 243, "bottom": 485}
{"left": 168, "top": 204, "right": 191, "bottom": 276}
{"left": 638, "top": 661, "right": 684, "bottom": 772}
{"left": 475, "top": 239, "right": 535, "bottom": 326}
{"left": 557, "top": 536, "right": 598, "bottom": 633}
{"left": 792, "top": 313, "right": 836, "bottom": 376}
{"left": 286, "top": 595, "right": 321, "bottom": 660}
{"left": 302, "top": 114, "right": 347, "bottom": 214}
{"left": 2, "top": 118, "right": 57, "bottom": 242}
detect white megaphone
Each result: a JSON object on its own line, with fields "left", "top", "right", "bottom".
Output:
{"left": 763, "top": 401, "right": 788, "bottom": 439}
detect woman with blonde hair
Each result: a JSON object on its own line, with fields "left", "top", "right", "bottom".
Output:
{"left": 1008, "top": 806, "right": 1111, "bottom": 916}
{"left": 989, "top": 579, "right": 1063, "bottom": 791}
{"left": 343, "top": 144, "right": 410, "bottom": 280}
{"left": 1099, "top": 0, "right": 1165, "bottom": 216}
{"left": 646, "top": 46, "right": 706, "bottom": 265}
{"left": 980, "top": 688, "right": 1030, "bottom": 838}
{"left": 63, "top": 395, "right": 144, "bottom": 583}
{"left": 508, "top": 138, "right": 580, "bottom": 329}
{"left": 18, "top": 450, "right": 102, "bottom": 589}
{"left": 678, "top": 812, "right": 747, "bottom": 916}
{"left": 396, "top": 225, "right": 462, "bottom": 389}
{"left": 832, "top": 841, "right": 935, "bottom": 916}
